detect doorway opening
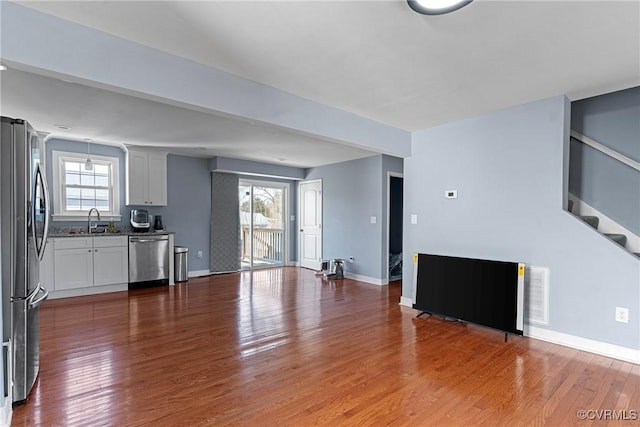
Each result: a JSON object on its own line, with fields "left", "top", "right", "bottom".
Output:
{"left": 388, "top": 173, "right": 403, "bottom": 281}
{"left": 239, "top": 180, "right": 288, "bottom": 270}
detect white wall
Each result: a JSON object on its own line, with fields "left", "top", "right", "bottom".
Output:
{"left": 403, "top": 95, "right": 639, "bottom": 350}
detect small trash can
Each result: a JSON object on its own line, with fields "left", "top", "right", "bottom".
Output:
{"left": 174, "top": 246, "right": 189, "bottom": 282}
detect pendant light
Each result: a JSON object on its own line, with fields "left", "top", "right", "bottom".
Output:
{"left": 407, "top": 0, "right": 473, "bottom": 15}
{"left": 84, "top": 138, "right": 93, "bottom": 171}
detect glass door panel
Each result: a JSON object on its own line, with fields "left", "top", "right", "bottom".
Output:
{"left": 251, "top": 187, "right": 284, "bottom": 268}
{"left": 239, "top": 182, "right": 286, "bottom": 270}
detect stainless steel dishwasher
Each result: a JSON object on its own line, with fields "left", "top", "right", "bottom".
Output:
{"left": 128, "top": 234, "right": 170, "bottom": 284}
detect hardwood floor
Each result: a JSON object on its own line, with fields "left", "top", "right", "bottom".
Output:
{"left": 11, "top": 267, "right": 639, "bottom": 426}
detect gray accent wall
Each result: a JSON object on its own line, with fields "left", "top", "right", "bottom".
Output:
{"left": 572, "top": 87, "right": 640, "bottom": 162}
{"left": 570, "top": 87, "right": 640, "bottom": 235}
{"left": 305, "top": 154, "right": 403, "bottom": 280}
{"left": 404, "top": 95, "right": 639, "bottom": 350}
{"left": 569, "top": 140, "right": 640, "bottom": 235}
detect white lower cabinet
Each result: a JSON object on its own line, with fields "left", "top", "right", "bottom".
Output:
{"left": 51, "top": 236, "right": 128, "bottom": 291}
{"left": 93, "top": 246, "right": 129, "bottom": 285}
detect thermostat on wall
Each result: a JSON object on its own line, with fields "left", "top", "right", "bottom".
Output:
{"left": 445, "top": 190, "right": 458, "bottom": 199}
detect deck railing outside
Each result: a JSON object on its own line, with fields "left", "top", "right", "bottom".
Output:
{"left": 241, "top": 227, "right": 284, "bottom": 266}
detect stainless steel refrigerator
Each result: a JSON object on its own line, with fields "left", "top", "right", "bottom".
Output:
{"left": 0, "top": 116, "right": 50, "bottom": 404}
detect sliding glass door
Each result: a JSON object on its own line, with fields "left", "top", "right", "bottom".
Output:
{"left": 239, "top": 181, "right": 287, "bottom": 270}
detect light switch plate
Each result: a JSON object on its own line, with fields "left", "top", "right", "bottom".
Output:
{"left": 410, "top": 214, "right": 418, "bottom": 225}
{"left": 370, "top": 216, "right": 377, "bottom": 224}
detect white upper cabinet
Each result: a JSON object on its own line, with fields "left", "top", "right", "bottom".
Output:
{"left": 126, "top": 148, "right": 167, "bottom": 206}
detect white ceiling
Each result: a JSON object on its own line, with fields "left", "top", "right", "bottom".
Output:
{"left": 4, "top": 0, "right": 640, "bottom": 165}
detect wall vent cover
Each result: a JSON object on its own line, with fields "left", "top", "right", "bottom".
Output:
{"left": 525, "top": 266, "right": 550, "bottom": 325}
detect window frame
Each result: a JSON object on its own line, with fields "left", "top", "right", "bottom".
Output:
{"left": 51, "top": 150, "right": 121, "bottom": 221}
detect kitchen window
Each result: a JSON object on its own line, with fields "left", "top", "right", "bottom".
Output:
{"left": 52, "top": 151, "right": 121, "bottom": 220}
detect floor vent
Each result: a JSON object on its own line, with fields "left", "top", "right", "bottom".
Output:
{"left": 525, "top": 266, "right": 550, "bottom": 326}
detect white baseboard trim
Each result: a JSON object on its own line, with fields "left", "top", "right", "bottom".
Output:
{"left": 344, "top": 272, "right": 388, "bottom": 286}
{"left": 526, "top": 325, "right": 640, "bottom": 364}
{"left": 285, "top": 261, "right": 299, "bottom": 267}
{"left": 399, "top": 296, "right": 413, "bottom": 307}
{"left": 188, "top": 270, "right": 211, "bottom": 278}
{"left": 0, "top": 396, "right": 11, "bottom": 427}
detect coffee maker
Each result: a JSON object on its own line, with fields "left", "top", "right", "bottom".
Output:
{"left": 154, "top": 215, "right": 164, "bottom": 231}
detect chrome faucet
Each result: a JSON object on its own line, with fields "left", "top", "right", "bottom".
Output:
{"left": 87, "top": 208, "right": 101, "bottom": 233}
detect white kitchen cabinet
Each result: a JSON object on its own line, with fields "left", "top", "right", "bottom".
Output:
{"left": 126, "top": 148, "right": 167, "bottom": 206}
{"left": 53, "top": 238, "right": 94, "bottom": 291}
{"left": 50, "top": 236, "right": 128, "bottom": 291}
{"left": 93, "top": 236, "right": 129, "bottom": 285}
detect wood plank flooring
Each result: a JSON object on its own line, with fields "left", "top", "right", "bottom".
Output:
{"left": 11, "top": 267, "right": 640, "bottom": 426}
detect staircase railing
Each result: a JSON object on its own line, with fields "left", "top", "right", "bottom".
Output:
{"left": 570, "top": 130, "right": 640, "bottom": 171}
{"left": 569, "top": 131, "right": 639, "bottom": 256}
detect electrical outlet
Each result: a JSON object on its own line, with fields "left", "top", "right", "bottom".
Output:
{"left": 348, "top": 256, "right": 354, "bottom": 263}
{"left": 615, "top": 307, "right": 629, "bottom": 323}
{"left": 197, "top": 250, "right": 203, "bottom": 259}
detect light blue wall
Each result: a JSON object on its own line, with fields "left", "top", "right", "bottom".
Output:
{"left": 44, "top": 139, "right": 212, "bottom": 272}
{"left": 570, "top": 87, "right": 640, "bottom": 235}
{"left": 138, "top": 155, "right": 211, "bottom": 272}
{"left": 211, "top": 157, "right": 305, "bottom": 180}
{"left": 306, "top": 156, "right": 382, "bottom": 279}
{"left": 404, "top": 96, "right": 639, "bottom": 350}
{"left": 305, "top": 154, "right": 403, "bottom": 280}
{"left": 44, "top": 138, "right": 127, "bottom": 227}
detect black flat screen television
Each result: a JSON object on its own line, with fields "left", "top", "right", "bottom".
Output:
{"left": 413, "top": 253, "right": 524, "bottom": 336}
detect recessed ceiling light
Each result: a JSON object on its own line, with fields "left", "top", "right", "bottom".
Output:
{"left": 407, "top": 0, "right": 473, "bottom": 15}
{"left": 54, "top": 124, "right": 71, "bottom": 130}
{"left": 0, "top": 64, "right": 7, "bottom": 71}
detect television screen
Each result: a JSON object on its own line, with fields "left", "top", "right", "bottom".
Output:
{"left": 413, "top": 254, "right": 523, "bottom": 336}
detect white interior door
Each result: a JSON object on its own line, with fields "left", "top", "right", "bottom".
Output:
{"left": 299, "top": 180, "right": 322, "bottom": 270}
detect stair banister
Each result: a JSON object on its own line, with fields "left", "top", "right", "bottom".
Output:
{"left": 570, "top": 130, "right": 640, "bottom": 172}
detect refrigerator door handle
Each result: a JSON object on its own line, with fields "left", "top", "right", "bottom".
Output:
{"left": 34, "top": 163, "right": 50, "bottom": 261}
{"left": 28, "top": 285, "right": 49, "bottom": 309}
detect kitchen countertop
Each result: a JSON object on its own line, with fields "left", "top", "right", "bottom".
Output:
{"left": 48, "top": 229, "right": 174, "bottom": 238}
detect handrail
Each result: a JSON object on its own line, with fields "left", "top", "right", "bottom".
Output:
{"left": 570, "top": 130, "right": 640, "bottom": 172}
